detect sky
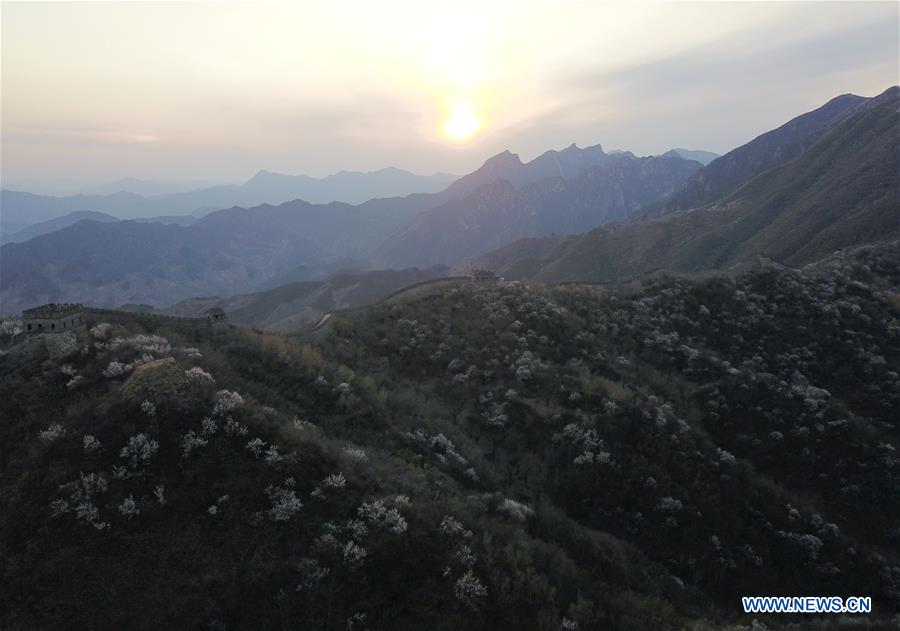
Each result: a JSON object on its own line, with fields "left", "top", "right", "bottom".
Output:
{"left": 1, "top": 1, "right": 898, "bottom": 193}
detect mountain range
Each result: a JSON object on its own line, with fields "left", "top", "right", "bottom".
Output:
{"left": 1, "top": 144, "right": 699, "bottom": 312}
{"left": 375, "top": 147, "right": 701, "bottom": 267}
{"left": 0, "top": 210, "right": 207, "bottom": 245}
{"left": 0, "top": 211, "right": 120, "bottom": 245}
{"left": 2, "top": 87, "right": 897, "bottom": 324}
{"left": 0, "top": 167, "right": 457, "bottom": 236}
{"left": 460, "top": 86, "right": 900, "bottom": 284}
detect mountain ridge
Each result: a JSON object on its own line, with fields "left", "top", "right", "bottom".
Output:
{"left": 0, "top": 143, "right": 618, "bottom": 311}
{"left": 0, "top": 167, "right": 459, "bottom": 233}
{"left": 375, "top": 151, "right": 701, "bottom": 268}
{"left": 649, "top": 91, "right": 873, "bottom": 217}
{"left": 463, "top": 87, "right": 900, "bottom": 283}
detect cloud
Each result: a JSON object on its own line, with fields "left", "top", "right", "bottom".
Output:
{"left": 5, "top": 126, "right": 160, "bottom": 146}
{"left": 517, "top": 10, "right": 900, "bottom": 155}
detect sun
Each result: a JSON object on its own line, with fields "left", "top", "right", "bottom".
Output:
{"left": 442, "top": 100, "right": 481, "bottom": 141}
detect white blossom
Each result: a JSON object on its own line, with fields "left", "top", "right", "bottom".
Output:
{"left": 1, "top": 319, "right": 24, "bottom": 338}
{"left": 323, "top": 472, "right": 347, "bottom": 489}
{"left": 185, "top": 366, "right": 215, "bottom": 383}
{"left": 118, "top": 495, "right": 139, "bottom": 519}
{"left": 454, "top": 570, "right": 488, "bottom": 608}
{"left": 177, "top": 347, "right": 202, "bottom": 359}
{"left": 200, "top": 416, "right": 217, "bottom": 436}
{"left": 83, "top": 434, "right": 102, "bottom": 454}
{"left": 90, "top": 323, "right": 112, "bottom": 339}
{"left": 440, "top": 515, "right": 473, "bottom": 539}
{"left": 267, "top": 484, "right": 303, "bottom": 521}
{"left": 108, "top": 334, "right": 171, "bottom": 356}
{"left": 103, "top": 361, "right": 130, "bottom": 378}
{"left": 454, "top": 545, "right": 477, "bottom": 567}
{"left": 497, "top": 498, "right": 534, "bottom": 522}
{"left": 48, "top": 332, "right": 79, "bottom": 356}
{"left": 343, "top": 446, "right": 368, "bottom": 462}
{"left": 358, "top": 499, "right": 408, "bottom": 534}
{"left": 39, "top": 424, "right": 67, "bottom": 442}
{"left": 181, "top": 431, "right": 208, "bottom": 458}
{"left": 213, "top": 390, "right": 244, "bottom": 416}
{"left": 342, "top": 541, "right": 367, "bottom": 568}
{"left": 264, "top": 445, "right": 283, "bottom": 464}
{"left": 120, "top": 433, "right": 159, "bottom": 468}
{"left": 717, "top": 448, "right": 737, "bottom": 465}
{"left": 50, "top": 498, "right": 71, "bottom": 517}
{"left": 346, "top": 612, "right": 367, "bottom": 631}
{"left": 656, "top": 496, "right": 683, "bottom": 512}
{"left": 293, "top": 417, "right": 317, "bottom": 432}
{"left": 344, "top": 518, "right": 368, "bottom": 540}
{"left": 224, "top": 418, "right": 249, "bottom": 436}
{"left": 246, "top": 437, "right": 266, "bottom": 457}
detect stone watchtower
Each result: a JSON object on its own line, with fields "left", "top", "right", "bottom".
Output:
{"left": 22, "top": 303, "right": 86, "bottom": 334}
{"left": 468, "top": 269, "right": 498, "bottom": 282}
{"left": 203, "top": 307, "right": 227, "bottom": 323}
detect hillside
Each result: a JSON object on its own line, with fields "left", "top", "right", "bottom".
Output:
{"left": 465, "top": 87, "right": 900, "bottom": 284}
{"left": 0, "top": 210, "right": 119, "bottom": 245}
{"left": 650, "top": 92, "right": 873, "bottom": 216}
{"left": 2, "top": 242, "right": 898, "bottom": 629}
{"left": 0, "top": 191, "right": 144, "bottom": 236}
{"left": 162, "top": 266, "right": 449, "bottom": 332}
{"left": 376, "top": 152, "right": 701, "bottom": 268}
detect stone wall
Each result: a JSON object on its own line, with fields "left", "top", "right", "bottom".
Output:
{"left": 24, "top": 312, "right": 85, "bottom": 334}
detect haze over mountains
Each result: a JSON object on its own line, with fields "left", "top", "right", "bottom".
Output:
{"left": 0, "top": 211, "right": 120, "bottom": 246}
{"left": 0, "top": 167, "right": 457, "bottom": 236}
{"left": 375, "top": 147, "right": 701, "bottom": 267}
{"left": 89, "top": 178, "right": 226, "bottom": 197}
{"left": 664, "top": 148, "right": 720, "bottom": 165}
{"left": 0, "top": 143, "right": 700, "bottom": 312}
{"left": 463, "top": 87, "right": 900, "bottom": 284}
{"left": 1, "top": 87, "right": 897, "bottom": 325}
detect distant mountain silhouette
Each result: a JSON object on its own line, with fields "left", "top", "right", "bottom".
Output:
{"left": 376, "top": 150, "right": 701, "bottom": 267}
{"left": 0, "top": 191, "right": 144, "bottom": 235}
{"left": 91, "top": 178, "right": 224, "bottom": 197}
{"left": 649, "top": 92, "right": 872, "bottom": 216}
{"left": 664, "top": 148, "right": 720, "bottom": 165}
{"left": 0, "top": 145, "right": 608, "bottom": 311}
{"left": 463, "top": 87, "right": 900, "bottom": 283}
{"left": 0, "top": 211, "right": 118, "bottom": 245}
{"left": 443, "top": 143, "right": 609, "bottom": 197}
{"left": 7, "top": 85, "right": 895, "bottom": 315}
{"left": 0, "top": 167, "right": 459, "bottom": 233}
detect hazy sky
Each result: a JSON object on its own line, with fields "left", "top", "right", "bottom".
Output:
{"left": 2, "top": 1, "right": 897, "bottom": 191}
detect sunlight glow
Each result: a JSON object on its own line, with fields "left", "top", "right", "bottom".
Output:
{"left": 442, "top": 100, "right": 481, "bottom": 141}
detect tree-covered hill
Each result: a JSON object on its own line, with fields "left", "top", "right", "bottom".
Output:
{"left": 1, "top": 242, "right": 898, "bottom": 630}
